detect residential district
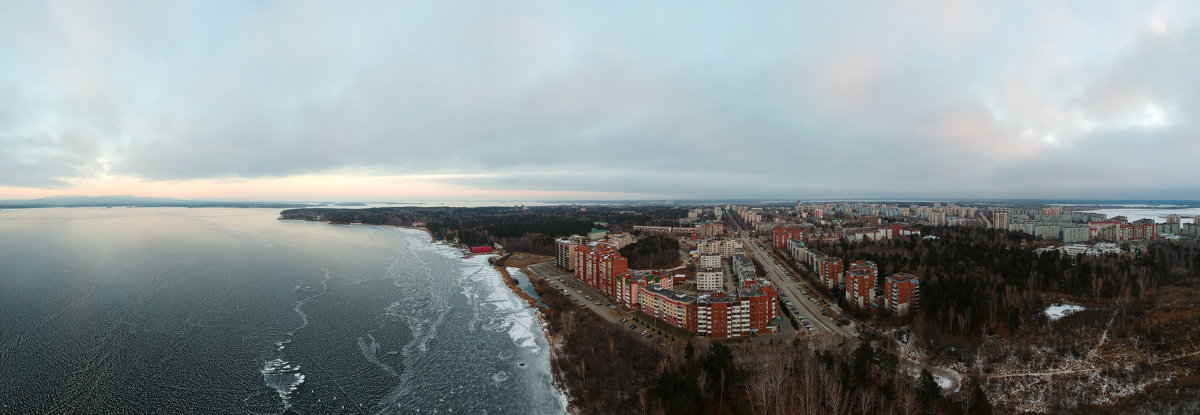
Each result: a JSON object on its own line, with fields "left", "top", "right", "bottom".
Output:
{"left": 546, "top": 201, "right": 1200, "bottom": 342}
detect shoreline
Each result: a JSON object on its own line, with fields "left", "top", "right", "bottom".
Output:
{"left": 492, "top": 263, "right": 578, "bottom": 415}
{"left": 282, "top": 217, "right": 581, "bottom": 412}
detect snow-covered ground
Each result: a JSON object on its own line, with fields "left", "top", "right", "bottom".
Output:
{"left": 1045, "top": 304, "right": 1085, "bottom": 321}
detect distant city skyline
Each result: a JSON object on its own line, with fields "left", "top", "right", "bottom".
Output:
{"left": 3, "top": 2, "right": 1199, "bottom": 201}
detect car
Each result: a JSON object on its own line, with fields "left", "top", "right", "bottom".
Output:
{"left": 608, "top": 305, "right": 615, "bottom": 309}
{"left": 641, "top": 330, "right": 648, "bottom": 335}
{"left": 576, "top": 290, "right": 582, "bottom": 294}
{"left": 620, "top": 318, "right": 627, "bottom": 322}
{"left": 629, "top": 324, "right": 636, "bottom": 329}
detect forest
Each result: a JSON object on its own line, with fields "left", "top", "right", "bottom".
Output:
{"left": 645, "top": 334, "right": 991, "bottom": 415}
{"left": 620, "top": 234, "right": 682, "bottom": 269}
{"left": 531, "top": 274, "right": 662, "bottom": 414}
{"left": 279, "top": 205, "right": 685, "bottom": 255}
{"left": 806, "top": 226, "right": 1200, "bottom": 350}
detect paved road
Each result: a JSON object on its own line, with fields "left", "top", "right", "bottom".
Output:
{"left": 722, "top": 215, "right": 962, "bottom": 390}
{"left": 743, "top": 239, "right": 857, "bottom": 337}
{"left": 525, "top": 263, "right": 671, "bottom": 345}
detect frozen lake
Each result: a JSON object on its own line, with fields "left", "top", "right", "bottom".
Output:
{"left": 0, "top": 208, "right": 566, "bottom": 414}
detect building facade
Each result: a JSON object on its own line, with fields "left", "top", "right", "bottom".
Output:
{"left": 696, "top": 267, "right": 724, "bottom": 291}
{"left": 845, "top": 260, "right": 878, "bottom": 308}
{"left": 884, "top": 272, "right": 920, "bottom": 315}
{"left": 554, "top": 235, "right": 587, "bottom": 271}
{"left": 773, "top": 225, "right": 806, "bottom": 250}
{"left": 993, "top": 211, "right": 1010, "bottom": 230}
{"left": 639, "top": 286, "right": 697, "bottom": 332}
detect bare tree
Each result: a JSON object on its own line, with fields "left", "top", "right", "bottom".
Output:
{"left": 898, "top": 384, "right": 919, "bottom": 415}
{"left": 746, "top": 365, "right": 771, "bottom": 415}
{"left": 637, "top": 391, "right": 649, "bottom": 415}
{"left": 858, "top": 386, "right": 878, "bottom": 414}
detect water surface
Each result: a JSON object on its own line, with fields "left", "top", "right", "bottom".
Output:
{"left": 0, "top": 208, "right": 565, "bottom": 414}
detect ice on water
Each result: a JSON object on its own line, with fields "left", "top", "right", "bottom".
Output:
{"left": 262, "top": 358, "right": 304, "bottom": 407}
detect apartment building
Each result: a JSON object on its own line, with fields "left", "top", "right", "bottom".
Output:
{"left": 845, "top": 260, "right": 878, "bottom": 308}
{"left": 884, "top": 272, "right": 920, "bottom": 315}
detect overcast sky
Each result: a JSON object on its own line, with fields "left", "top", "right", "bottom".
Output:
{"left": 2, "top": 1, "right": 1198, "bottom": 201}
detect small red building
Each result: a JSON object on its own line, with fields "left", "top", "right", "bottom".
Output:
{"left": 470, "top": 246, "right": 494, "bottom": 254}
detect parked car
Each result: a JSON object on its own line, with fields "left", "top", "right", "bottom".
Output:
{"left": 640, "top": 330, "right": 648, "bottom": 335}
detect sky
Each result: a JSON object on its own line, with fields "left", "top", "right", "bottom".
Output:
{"left": 1, "top": 1, "right": 1198, "bottom": 202}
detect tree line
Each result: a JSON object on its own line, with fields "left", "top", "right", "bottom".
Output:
{"left": 280, "top": 205, "right": 686, "bottom": 255}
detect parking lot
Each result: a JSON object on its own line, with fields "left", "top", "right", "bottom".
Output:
{"left": 526, "top": 263, "right": 679, "bottom": 345}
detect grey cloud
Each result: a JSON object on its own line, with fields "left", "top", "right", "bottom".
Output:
{"left": 2, "top": 1, "right": 1199, "bottom": 199}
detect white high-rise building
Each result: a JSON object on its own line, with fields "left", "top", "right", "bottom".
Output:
{"left": 697, "top": 267, "right": 724, "bottom": 291}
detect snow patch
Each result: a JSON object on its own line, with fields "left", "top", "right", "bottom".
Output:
{"left": 1045, "top": 304, "right": 1085, "bottom": 321}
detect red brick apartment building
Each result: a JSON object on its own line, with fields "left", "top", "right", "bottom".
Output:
{"left": 845, "top": 260, "right": 878, "bottom": 308}
{"left": 574, "top": 243, "right": 631, "bottom": 298}
{"left": 774, "top": 225, "right": 806, "bottom": 250}
{"left": 819, "top": 256, "right": 844, "bottom": 288}
{"left": 884, "top": 272, "right": 920, "bottom": 315}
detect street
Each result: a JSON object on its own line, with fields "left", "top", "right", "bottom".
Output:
{"left": 525, "top": 263, "right": 675, "bottom": 345}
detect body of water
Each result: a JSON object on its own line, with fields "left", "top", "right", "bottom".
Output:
{"left": 0, "top": 208, "right": 566, "bottom": 414}
{"left": 1079, "top": 207, "right": 1200, "bottom": 223}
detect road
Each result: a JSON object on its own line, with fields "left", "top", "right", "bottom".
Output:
{"left": 742, "top": 238, "right": 857, "bottom": 337}
{"left": 723, "top": 213, "right": 962, "bottom": 390}
{"left": 525, "top": 263, "right": 672, "bottom": 345}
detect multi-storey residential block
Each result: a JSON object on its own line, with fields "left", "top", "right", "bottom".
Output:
{"left": 773, "top": 225, "right": 806, "bottom": 250}
{"left": 554, "top": 235, "right": 587, "bottom": 271}
{"left": 1063, "top": 226, "right": 1090, "bottom": 243}
{"left": 574, "top": 243, "right": 631, "bottom": 298}
{"left": 928, "top": 210, "right": 947, "bottom": 226}
{"left": 699, "top": 254, "right": 721, "bottom": 269}
{"left": 696, "top": 267, "right": 724, "bottom": 291}
{"left": 786, "top": 238, "right": 807, "bottom": 262}
{"left": 696, "top": 292, "right": 744, "bottom": 339}
{"left": 845, "top": 260, "right": 878, "bottom": 308}
{"left": 740, "top": 281, "right": 778, "bottom": 335}
{"left": 884, "top": 272, "right": 920, "bottom": 315}
{"left": 993, "top": 211, "right": 1010, "bottom": 230}
{"left": 731, "top": 254, "right": 755, "bottom": 278}
{"left": 819, "top": 256, "right": 844, "bottom": 289}
{"left": 639, "top": 286, "right": 697, "bottom": 332}
{"left": 699, "top": 222, "right": 725, "bottom": 237}
{"left": 697, "top": 238, "right": 743, "bottom": 259}
{"left": 608, "top": 232, "right": 637, "bottom": 249}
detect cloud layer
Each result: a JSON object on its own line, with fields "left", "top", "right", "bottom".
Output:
{"left": 2, "top": 1, "right": 1198, "bottom": 200}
